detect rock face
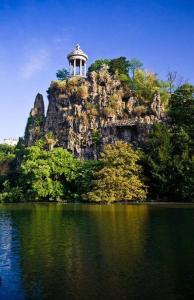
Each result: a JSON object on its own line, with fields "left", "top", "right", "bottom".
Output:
{"left": 24, "top": 93, "right": 45, "bottom": 145}
{"left": 24, "top": 68, "right": 164, "bottom": 158}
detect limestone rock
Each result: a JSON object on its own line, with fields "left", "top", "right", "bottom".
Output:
{"left": 24, "top": 71, "right": 165, "bottom": 158}
{"left": 24, "top": 93, "right": 45, "bottom": 146}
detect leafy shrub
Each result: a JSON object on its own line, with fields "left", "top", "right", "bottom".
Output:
{"left": 103, "top": 106, "right": 115, "bottom": 117}
{"left": 133, "top": 105, "right": 147, "bottom": 116}
{"left": 130, "top": 69, "right": 169, "bottom": 104}
{"left": 119, "top": 73, "right": 130, "bottom": 83}
{"left": 91, "top": 129, "right": 100, "bottom": 145}
{"left": 76, "top": 85, "right": 88, "bottom": 99}
{"left": 68, "top": 77, "right": 80, "bottom": 86}
{"left": 86, "top": 103, "right": 98, "bottom": 116}
{"left": 0, "top": 144, "right": 15, "bottom": 162}
{"left": 50, "top": 80, "right": 66, "bottom": 93}
{"left": 34, "top": 116, "right": 44, "bottom": 127}
{"left": 103, "top": 94, "right": 121, "bottom": 117}
{"left": 0, "top": 181, "right": 23, "bottom": 203}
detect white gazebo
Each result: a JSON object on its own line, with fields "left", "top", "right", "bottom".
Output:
{"left": 67, "top": 44, "right": 88, "bottom": 77}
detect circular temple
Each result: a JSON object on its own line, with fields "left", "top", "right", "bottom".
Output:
{"left": 67, "top": 44, "right": 88, "bottom": 77}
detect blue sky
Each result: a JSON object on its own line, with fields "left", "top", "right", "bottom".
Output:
{"left": 0, "top": 0, "right": 194, "bottom": 141}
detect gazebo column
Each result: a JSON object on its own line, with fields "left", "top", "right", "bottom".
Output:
{"left": 84, "top": 62, "right": 87, "bottom": 77}
{"left": 73, "top": 59, "right": 76, "bottom": 76}
{"left": 80, "top": 59, "right": 82, "bottom": 76}
{"left": 69, "top": 62, "right": 71, "bottom": 75}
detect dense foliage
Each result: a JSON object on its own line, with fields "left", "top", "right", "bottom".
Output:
{"left": 144, "top": 84, "right": 194, "bottom": 201}
{"left": 88, "top": 57, "right": 143, "bottom": 78}
{"left": 0, "top": 140, "right": 147, "bottom": 203}
{"left": 0, "top": 143, "right": 81, "bottom": 202}
{"left": 88, "top": 59, "right": 110, "bottom": 72}
{"left": 83, "top": 141, "right": 146, "bottom": 203}
{"left": 0, "top": 144, "right": 15, "bottom": 162}
{"left": 88, "top": 56, "right": 170, "bottom": 105}
{"left": 169, "top": 84, "right": 194, "bottom": 139}
{"left": 0, "top": 144, "right": 16, "bottom": 196}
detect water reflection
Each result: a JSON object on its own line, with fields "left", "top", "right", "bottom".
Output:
{"left": 0, "top": 204, "right": 194, "bottom": 300}
{"left": 0, "top": 209, "right": 24, "bottom": 300}
{"left": 4, "top": 204, "right": 150, "bottom": 299}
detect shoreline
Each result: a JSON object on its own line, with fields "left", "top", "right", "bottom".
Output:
{"left": 1, "top": 201, "right": 194, "bottom": 206}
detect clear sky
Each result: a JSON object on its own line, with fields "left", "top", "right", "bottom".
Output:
{"left": 0, "top": 0, "right": 194, "bottom": 141}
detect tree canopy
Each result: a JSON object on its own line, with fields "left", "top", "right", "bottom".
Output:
{"left": 169, "top": 84, "right": 194, "bottom": 139}
{"left": 0, "top": 144, "right": 82, "bottom": 203}
{"left": 84, "top": 141, "right": 147, "bottom": 203}
{"left": 56, "top": 68, "right": 69, "bottom": 80}
{"left": 128, "top": 58, "right": 143, "bottom": 79}
{"left": 88, "top": 59, "right": 110, "bottom": 72}
{"left": 144, "top": 84, "right": 194, "bottom": 202}
{"left": 109, "top": 57, "right": 130, "bottom": 76}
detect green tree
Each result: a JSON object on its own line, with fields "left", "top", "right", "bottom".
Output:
{"left": 143, "top": 123, "right": 173, "bottom": 199}
{"left": 169, "top": 84, "right": 194, "bottom": 139}
{"left": 56, "top": 68, "right": 69, "bottom": 80}
{"left": 144, "top": 123, "right": 194, "bottom": 201}
{"left": 119, "top": 73, "right": 130, "bottom": 84}
{"left": 128, "top": 58, "right": 143, "bottom": 79}
{"left": 0, "top": 144, "right": 16, "bottom": 192}
{"left": 0, "top": 144, "right": 15, "bottom": 162}
{"left": 84, "top": 141, "right": 147, "bottom": 203}
{"left": 0, "top": 144, "right": 81, "bottom": 203}
{"left": 170, "top": 128, "right": 194, "bottom": 200}
{"left": 75, "top": 160, "right": 101, "bottom": 197}
{"left": 130, "top": 69, "right": 169, "bottom": 104}
{"left": 88, "top": 59, "right": 110, "bottom": 72}
{"left": 19, "top": 146, "right": 80, "bottom": 201}
{"left": 0, "top": 144, "right": 19, "bottom": 202}
{"left": 109, "top": 57, "right": 130, "bottom": 76}
{"left": 131, "top": 69, "right": 159, "bottom": 100}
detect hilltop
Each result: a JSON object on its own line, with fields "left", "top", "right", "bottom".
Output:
{"left": 24, "top": 66, "right": 165, "bottom": 159}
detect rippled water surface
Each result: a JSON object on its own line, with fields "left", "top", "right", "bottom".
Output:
{"left": 0, "top": 203, "right": 194, "bottom": 300}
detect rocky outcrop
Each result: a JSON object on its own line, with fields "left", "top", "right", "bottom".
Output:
{"left": 24, "top": 68, "right": 164, "bottom": 158}
{"left": 24, "top": 93, "right": 45, "bottom": 145}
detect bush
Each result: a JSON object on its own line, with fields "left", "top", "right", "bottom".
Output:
{"left": 128, "top": 69, "right": 168, "bottom": 104}
{"left": 103, "top": 106, "right": 115, "bottom": 117}
{"left": 50, "top": 80, "right": 66, "bottom": 93}
{"left": 76, "top": 85, "right": 88, "bottom": 99}
{"left": 133, "top": 105, "right": 147, "bottom": 116}
{"left": 91, "top": 129, "right": 100, "bottom": 145}
{"left": 68, "top": 77, "right": 80, "bottom": 86}
{"left": 0, "top": 181, "right": 23, "bottom": 203}
{"left": 119, "top": 73, "right": 130, "bottom": 83}
{"left": 86, "top": 103, "right": 98, "bottom": 116}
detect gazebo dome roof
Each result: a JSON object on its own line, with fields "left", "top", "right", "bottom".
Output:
{"left": 67, "top": 44, "right": 88, "bottom": 61}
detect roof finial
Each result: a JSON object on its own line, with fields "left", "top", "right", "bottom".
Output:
{"left": 76, "top": 44, "right": 80, "bottom": 50}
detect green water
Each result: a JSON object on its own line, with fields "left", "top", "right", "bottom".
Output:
{"left": 0, "top": 203, "right": 194, "bottom": 300}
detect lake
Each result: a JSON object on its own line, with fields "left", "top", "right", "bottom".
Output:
{"left": 0, "top": 203, "right": 194, "bottom": 300}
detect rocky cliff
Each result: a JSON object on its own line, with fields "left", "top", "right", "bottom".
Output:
{"left": 24, "top": 67, "right": 164, "bottom": 158}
